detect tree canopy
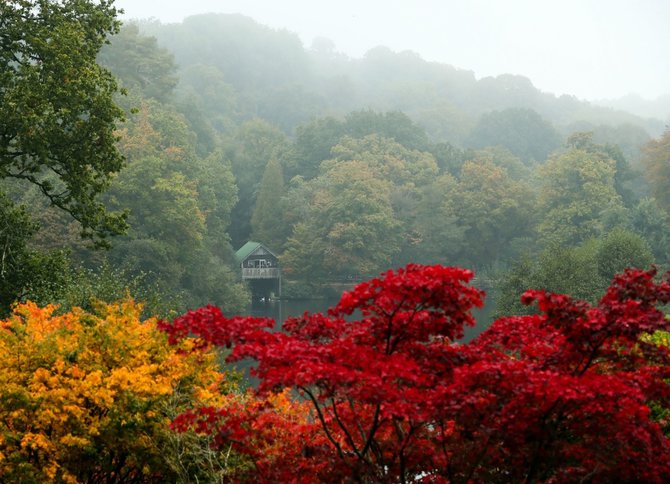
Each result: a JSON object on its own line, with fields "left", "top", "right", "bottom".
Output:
{"left": 466, "top": 108, "right": 562, "bottom": 163}
{"left": 0, "top": 0, "right": 127, "bottom": 243}
{"left": 537, "top": 146, "right": 625, "bottom": 247}
{"left": 0, "top": 299, "right": 232, "bottom": 482}
{"left": 161, "top": 264, "right": 670, "bottom": 482}
{"left": 642, "top": 130, "right": 670, "bottom": 215}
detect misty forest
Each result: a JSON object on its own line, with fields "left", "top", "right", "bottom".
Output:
{"left": 2, "top": 1, "right": 670, "bottom": 482}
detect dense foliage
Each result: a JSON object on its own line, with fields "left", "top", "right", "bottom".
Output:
{"left": 5, "top": 6, "right": 669, "bottom": 313}
{"left": 160, "top": 264, "right": 670, "bottom": 481}
{"left": 0, "top": 299, "right": 230, "bottom": 482}
{"left": 0, "top": 0, "right": 127, "bottom": 244}
{"left": 643, "top": 130, "right": 670, "bottom": 216}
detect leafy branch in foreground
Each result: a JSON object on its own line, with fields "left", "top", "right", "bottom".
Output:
{"left": 1, "top": 0, "right": 128, "bottom": 245}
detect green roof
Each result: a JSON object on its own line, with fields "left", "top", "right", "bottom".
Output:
{"left": 235, "top": 241, "right": 278, "bottom": 265}
{"left": 234, "top": 241, "right": 262, "bottom": 265}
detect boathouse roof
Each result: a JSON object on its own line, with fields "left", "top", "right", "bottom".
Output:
{"left": 234, "top": 241, "right": 278, "bottom": 265}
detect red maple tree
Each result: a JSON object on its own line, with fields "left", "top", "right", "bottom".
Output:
{"left": 159, "top": 264, "right": 670, "bottom": 482}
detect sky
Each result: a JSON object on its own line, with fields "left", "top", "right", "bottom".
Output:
{"left": 113, "top": 0, "right": 670, "bottom": 101}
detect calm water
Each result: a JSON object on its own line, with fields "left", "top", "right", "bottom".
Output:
{"left": 229, "top": 291, "right": 497, "bottom": 386}
{"left": 244, "top": 289, "right": 497, "bottom": 342}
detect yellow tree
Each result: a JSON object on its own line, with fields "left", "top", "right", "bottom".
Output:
{"left": 0, "top": 299, "right": 232, "bottom": 482}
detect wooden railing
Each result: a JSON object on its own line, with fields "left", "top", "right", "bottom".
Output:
{"left": 242, "top": 268, "right": 281, "bottom": 279}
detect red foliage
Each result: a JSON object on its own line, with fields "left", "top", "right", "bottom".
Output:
{"left": 170, "top": 391, "right": 334, "bottom": 481}
{"left": 159, "top": 264, "right": 670, "bottom": 482}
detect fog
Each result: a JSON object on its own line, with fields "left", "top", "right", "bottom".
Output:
{"left": 114, "top": 0, "right": 670, "bottom": 102}
{"left": 4, "top": 2, "right": 670, "bottom": 479}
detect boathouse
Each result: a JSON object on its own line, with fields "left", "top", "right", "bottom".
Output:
{"left": 234, "top": 241, "right": 281, "bottom": 298}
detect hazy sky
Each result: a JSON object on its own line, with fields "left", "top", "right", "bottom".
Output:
{"left": 114, "top": 0, "right": 669, "bottom": 101}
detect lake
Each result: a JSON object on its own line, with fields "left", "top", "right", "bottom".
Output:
{"left": 228, "top": 289, "right": 497, "bottom": 387}
{"left": 244, "top": 287, "right": 498, "bottom": 342}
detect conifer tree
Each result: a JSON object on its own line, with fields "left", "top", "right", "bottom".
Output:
{"left": 251, "top": 158, "right": 285, "bottom": 250}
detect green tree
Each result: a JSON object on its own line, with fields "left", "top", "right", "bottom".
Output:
{"left": 195, "top": 150, "right": 239, "bottom": 254}
{"left": 584, "top": 122, "right": 651, "bottom": 167}
{"left": 594, "top": 227, "right": 654, "bottom": 280}
{"left": 0, "top": 193, "right": 69, "bottom": 316}
{"left": 0, "top": 0, "right": 127, "bottom": 244}
{"left": 412, "top": 101, "right": 474, "bottom": 147}
{"left": 496, "top": 229, "right": 654, "bottom": 317}
{"left": 105, "top": 98, "right": 246, "bottom": 313}
{"left": 537, "top": 147, "right": 625, "bottom": 247}
{"left": 466, "top": 108, "right": 561, "bottom": 163}
{"left": 279, "top": 222, "right": 330, "bottom": 284}
{"left": 428, "top": 142, "right": 471, "bottom": 176}
{"left": 467, "top": 146, "right": 534, "bottom": 180}
{"left": 229, "top": 119, "right": 289, "bottom": 247}
{"left": 495, "top": 245, "right": 599, "bottom": 317}
{"left": 566, "top": 131, "right": 638, "bottom": 207}
{"left": 176, "top": 64, "right": 238, "bottom": 134}
{"left": 325, "top": 134, "right": 438, "bottom": 187}
{"left": 407, "top": 173, "right": 466, "bottom": 264}
{"left": 98, "top": 22, "right": 178, "bottom": 101}
{"left": 281, "top": 160, "right": 401, "bottom": 282}
{"left": 109, "top": 158, "right": 205, "bottom": 279}
{"left": 251, "top": 158, "right": 285, "bottom": 250}
{"left": 459, "top": 159, "right": 536, "bottom": 269}
{"left": 342, "top": 110, "right": 429, "bottom": 151}
{"left": 631, "top": 197, "right": 670, "bottom": 264}
{"left": 320, "top": 135, "right": 440, "bottom": 267}
{"left": 289, "top": 111, "right": 431, "bottom": 181}
{"left": 290, "top": 116, "right": 346, "bottom": 180}
{"left": 642, "top": 130, "right": 670, "bottom": 215}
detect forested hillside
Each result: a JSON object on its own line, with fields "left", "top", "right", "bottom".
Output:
{"left": 141, "top": 14, "right": 664, "bottom": 144}
{"left": 2, "top": 12, "right": 668, "bottom": 316}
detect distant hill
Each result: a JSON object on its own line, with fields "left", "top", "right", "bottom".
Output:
{"left": 136, "top": 14, "right": 665, "bottom": 145}
{"left": 593, "top": 93, "right": 670, "bottom": 125}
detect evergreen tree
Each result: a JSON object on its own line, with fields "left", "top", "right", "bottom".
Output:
{"left": 251, "top": 158, "right": 285, "bottom": 250}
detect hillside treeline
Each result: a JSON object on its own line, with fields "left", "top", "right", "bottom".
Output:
{"left": 4, "top": 14, "right": 670, "bottom": 317}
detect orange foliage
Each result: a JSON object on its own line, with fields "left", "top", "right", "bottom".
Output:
{"left": 172, "top": 388, "right": 331, "bottom": 481}
{"left": 0, "top": 300, "right": 227, "bottom": 482}
{"left": 115, "top": 102, "right": 161, "bottom": 159}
